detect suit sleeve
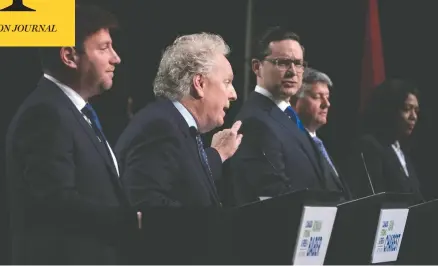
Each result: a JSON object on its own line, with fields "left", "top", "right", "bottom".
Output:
{"left": 230, "top": 117, "right": 292, "bottom": 200}
{"left": 119, "top": 119, "right": 183, "bottom": 207}
{"left": 205, "top": 147, "right": 222, "bottom": 181}
{"left": 14, "top": 105, "right": 136, "bottom": 236}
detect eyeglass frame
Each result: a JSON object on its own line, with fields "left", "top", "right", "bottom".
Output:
{"left": 262, "top": 57, "right": 308, "bottom": 72}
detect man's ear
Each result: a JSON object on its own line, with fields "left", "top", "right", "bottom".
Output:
{"left": 252, "top": 59, "right": 262, "bottom": 78}
{"left": 191, "top": 73, "right": 205, "bottom": 99}
{"left": 60, "top": 47, "right": 79, "bottom": 69}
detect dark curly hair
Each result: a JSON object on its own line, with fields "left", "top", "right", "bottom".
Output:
{"left": 361, "top": 78, "right": 420, "bottom": 142}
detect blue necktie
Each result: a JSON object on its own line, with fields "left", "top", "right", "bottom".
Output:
{"left": 312, "top": 135, "right": 338, "bottom": 176}
{"left": 82, "top": 103, "right": 107, "bottom": 143}
{"left": 284, "top": 106, "right": 306, "bottom": 132}
{"left": 82, "top": 103, "right": 118, "bottom": 173}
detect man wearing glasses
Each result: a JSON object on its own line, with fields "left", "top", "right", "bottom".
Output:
{"left": 227, "top": 26, "right": 331, "bottom": 206}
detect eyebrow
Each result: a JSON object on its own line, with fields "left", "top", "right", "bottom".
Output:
{"left": 310, "top": 91, "right": 329, "bottom": 95}
{"left": 273, "top": 56, "right": 303, "bottom": 60}
{"left": 404, "top": 103, "right": 419, "bottom": 110}
{"left": 98, "top": 41, "right": 112, "bottom": 46}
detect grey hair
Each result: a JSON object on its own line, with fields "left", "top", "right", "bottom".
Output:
{"left": 296, "top": 67, "right": 333, "bottom": 98}
{"left": 153, "top": 32, "right": 231, "bottom": 101}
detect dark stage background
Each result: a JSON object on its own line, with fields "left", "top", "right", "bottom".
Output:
{"left": 1, "top": 0, "right": 437, "bottom": 264}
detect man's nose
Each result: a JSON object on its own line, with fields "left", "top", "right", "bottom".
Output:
{"left": 321, "top": 97, "right": 330, "bottom": 109}
{"left": 228, "top": 84, "right": 237, "bottom": 101}
{"left": 110, "top": 48, "right": 121, "bottom": 65}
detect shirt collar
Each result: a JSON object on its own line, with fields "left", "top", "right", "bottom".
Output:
{"left": 307, "top": 130, "right": 317, "bottom": 138}
{"left": 254, "top": 85, "right": 290, "bottom": 112}
{"left": 44, "top": 73, "right": 87, "bottom": 111}
{"left": 172, "top": 101, "right": 198, "bottom": 130}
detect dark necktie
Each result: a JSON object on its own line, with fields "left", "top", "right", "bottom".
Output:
{"left": 190, "top": 127, "right": 220, "bottom": 204}
{"left": 81, "top": 103, "right": 116, "bottom": 170}
{"left": 194, "top": 131, "right": 213, "bottom": 180}
{"left": 284, "top": 106, "right": 306, "bottom": 132}
{"left": 82, "top": 103, "right": 106, "bottom": 142}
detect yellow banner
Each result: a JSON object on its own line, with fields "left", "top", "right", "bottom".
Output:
{"left": 0, "top": 0, "right": 75, "bottom": 47}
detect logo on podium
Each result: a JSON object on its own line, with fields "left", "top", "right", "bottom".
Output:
{"left": 371, "top": 208, "right": 409, "bottom": 264}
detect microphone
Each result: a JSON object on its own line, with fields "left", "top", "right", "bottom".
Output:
{"left": 360, "top": 152, "right": 375, "bottom": 195}
{"left": 262, "top": 150, "right": 290, "bottom": 183}
{"left": 262, "top": 150, "right": 279, "bottom": 173}
{"left": 259, "top": 150, "right": 287, "bottom": 201}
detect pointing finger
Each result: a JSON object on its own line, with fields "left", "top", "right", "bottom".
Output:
{"left": 230, "top": 120, "right": 242, "bottom": 134}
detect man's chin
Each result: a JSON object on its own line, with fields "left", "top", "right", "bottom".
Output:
{"left": 317, "top": 116, "right": 328, "bottom": 124}
{"left": 277, "top": 86, "right": 298, "bottom": 99}
{"left": 283, "top": 85, "right": 299, "bottom": 95}
{"left": 215, "top": 118, "right": 225, "bottom": 129}
{"left": 99, "top": 83, "right": 113, "bottom": 92}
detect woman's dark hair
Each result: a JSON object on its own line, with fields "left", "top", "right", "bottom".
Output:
{"left": 361, "top": 78, "right": 420, "bottom": 142}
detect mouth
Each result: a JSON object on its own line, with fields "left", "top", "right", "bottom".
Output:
{"left": 281, "top": 80, "right": 297, "bottom": 88}
{"left": 222, "top": 105, "right": 231, "bottom": 114}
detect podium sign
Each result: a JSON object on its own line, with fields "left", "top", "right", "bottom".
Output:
{"left": 371, "top": 208, "right": 409, "bottom": 264}
{"left": 292, "top": 206, "right": 337, "bottom": 265}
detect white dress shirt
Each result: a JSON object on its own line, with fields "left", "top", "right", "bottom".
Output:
{"left": 391, "top": 141, "right": 409, "bottom": 177}
{"left": 172, "top": 101, "right": 198, "bottom": 130}
{"left": 44, "top": 73, "right": 120, "bottom": 176}
{"left": 254, "top": 85, "right": 291, "bottom": 112}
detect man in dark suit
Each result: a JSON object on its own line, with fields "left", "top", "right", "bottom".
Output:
{"left": 115, "top": 32, "right": 242, "bottom": 208}
{"left": 5, "top": 4, "right": 138, "bottom": 264}
{"left": 115, "top": 33, "right": 242, "bottom": 264}
{"left": 227, "top": 27, "right": 333, "bottom": 206}
{"left": 292, "top": 67, "right": 350, "bottom": 199}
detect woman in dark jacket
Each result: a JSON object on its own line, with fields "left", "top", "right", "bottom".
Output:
{"left": 343, "top": 79, "right": 424, "bottom": 202}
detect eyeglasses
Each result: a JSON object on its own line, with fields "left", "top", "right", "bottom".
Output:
{"left": 264, "top": 58, "right": 308, "bottom": 72}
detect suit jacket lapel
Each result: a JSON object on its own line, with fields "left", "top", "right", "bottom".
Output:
{"left": 250, "top": 93, "right": 325, "bottom": 182}
{"left": 387, "top": 146, "right": 424, "bottom": 201}
{"left": 321, "top": 151, "right": 344, "bottom": 190}
{"left": 302, "top": 131, "right": 328, "bottom": 183}
{"left": 42, "top": 77, "right": 121, "bottom": 185}
{"left": 404, "top": 153, "right": 424, "bottom": 201}
{"left": 270, "top": 106, "right": 325, "bottom": 182}
{"left": 306, "top": 132, "right": 346, "bottom": 192}
{"left": 71, "top": 107, "right": 120, "bottom": 179}
{"left": 166, "top": 100, "right": 221, "bottom": 205}
{"left": 326, "top": 154, "right": 346, "bottom": 189}
{"left": 388, "top": 147, "right": 409, "bottom": 179}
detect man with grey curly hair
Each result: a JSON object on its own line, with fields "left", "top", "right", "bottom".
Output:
{"left": 115, "top": 32, "right": 242, "bottom": 209}
{"left": 292, "top": 67, "right": 349, "bottom": 197}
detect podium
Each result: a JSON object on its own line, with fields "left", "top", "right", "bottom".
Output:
{"left": 228, "top": 189, "right": 343, "bottom": 265}
{"left": 324, "top": 192, "right": 416, "bottom": 265}
{"left": 129, "top": 191, "right": 417, "bottom": 265}
{"left": 131, "top": 207, "right": 231, "bottom": 265}
{"left": 396, "top": 199, "right": 438, "bottom": 265}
